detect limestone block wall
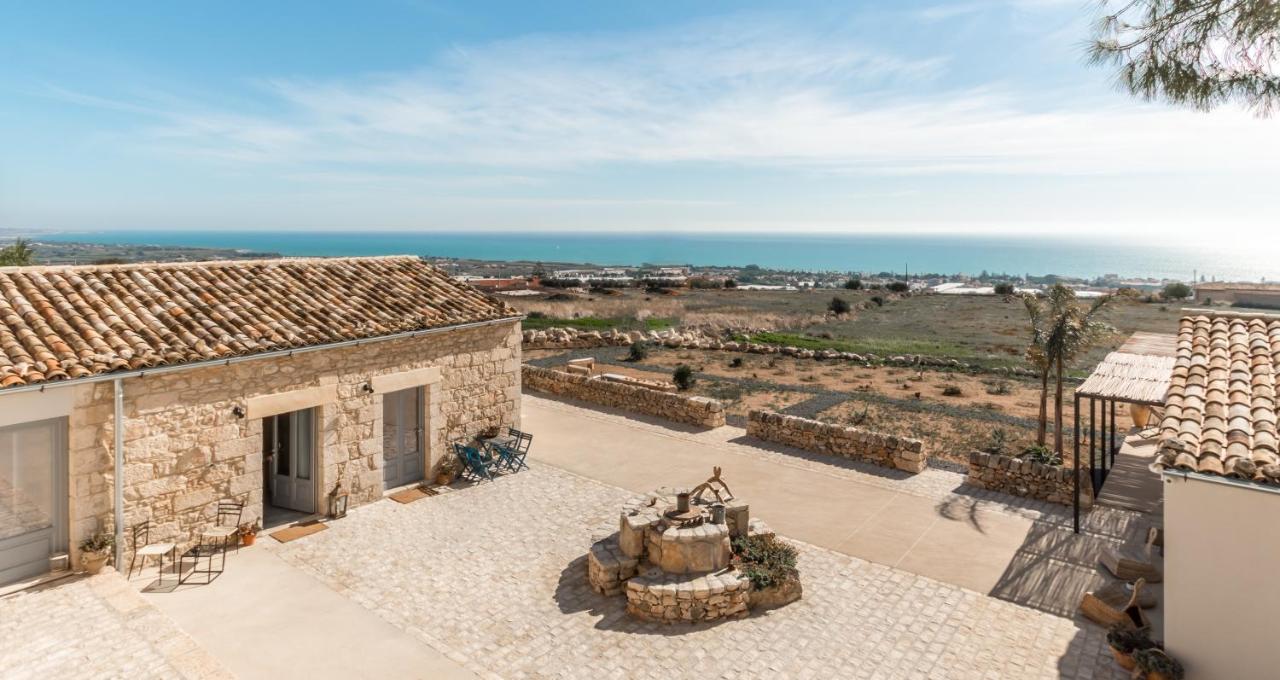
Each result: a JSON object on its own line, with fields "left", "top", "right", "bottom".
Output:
{"left": 69, "top": 321, "right": 521, "bottom": 564}
{"left": 746, "top": 410, "right": 927, "bottom": 473}
{"left": 964, "top": 451, "right": 1093, "bottom": 508}
{"left": 522, "top": 365, "right": 725, "bottom": 428}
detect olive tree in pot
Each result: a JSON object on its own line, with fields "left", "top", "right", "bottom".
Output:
{"left": 79, "top": 531, "right": 115, "bottom": 575}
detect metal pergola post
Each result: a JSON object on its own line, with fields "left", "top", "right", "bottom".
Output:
{"left": 1110, "top": 400, "right": 1118, "bottom": 465}
{"left": 1089, "top": 397, "right": 1097, "bottom": 493}
{"left": 1095, "top": 399, "right": 1105, "bottom": 489}
{"left": 1073, "top": 392, "right": 1081, "bottom": 534}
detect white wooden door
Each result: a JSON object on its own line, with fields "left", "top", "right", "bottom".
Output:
{"left": 265, "top": 409, "right": 315, "bottom": 513}
{"left": 0, "top": 418, "right": 67, "bottom": 585}
{"left": 382, "top": 387, "right": 424, "bottom": 489}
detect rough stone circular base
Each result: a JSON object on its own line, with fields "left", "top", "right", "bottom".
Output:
{"left": 624, "top": 568, "right": 751, "bottom": 624}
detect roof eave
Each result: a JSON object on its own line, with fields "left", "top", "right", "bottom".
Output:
{"left": 0, "top": 314, "right": 524, "bottom": 396}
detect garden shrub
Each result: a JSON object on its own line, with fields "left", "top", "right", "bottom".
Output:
{"left": 627, "top": 340, "right": 649, "bottom": 362}
{"left": 731, "top": 534, "right": 799, "bottom": 590}
{"left": 672, "top": 364, "right": 696, "bottom": 390}
{"left": 1019, "top": 444, "right": 1062, "bottom": 466}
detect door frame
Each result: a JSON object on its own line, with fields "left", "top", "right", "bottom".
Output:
{"left": 262, "top": 408, "right": 319, "bottom": 515}
{"left": 381, "top": 386, "right": 426, "bottom": 491}
{"left": 0, "top": 417, "right": 68, "bottom": 585}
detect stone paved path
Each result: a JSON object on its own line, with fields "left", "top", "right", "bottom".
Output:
{"left": 274, "top": 465, "right": 1125, "bottom": 679}
{"left": 0, "top": 572, "right": 230, "bottom": 680}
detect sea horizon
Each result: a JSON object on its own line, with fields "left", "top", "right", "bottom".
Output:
{"left": 33, "top": 229, "right": 1273, "bottom": 283}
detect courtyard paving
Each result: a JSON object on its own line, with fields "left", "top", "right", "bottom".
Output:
{"left": 522, "top": 394, "right": 1162, "bottom": 624}
{"left": 0, "top": 572, "right": 229, "bottom": 680}
{"left": 273, "top": 463, "right": 1125, "bottom": 679}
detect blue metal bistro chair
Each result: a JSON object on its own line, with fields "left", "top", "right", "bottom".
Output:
{"left": 453, "top": 443, "right": 496, "bottom": 481}
{"left": 488, "top": 428, "right": 531, "bottom": 472}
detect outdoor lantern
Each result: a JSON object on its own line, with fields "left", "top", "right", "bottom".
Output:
{"left": 328, "top": 481, "right": 349, "bottom": 519}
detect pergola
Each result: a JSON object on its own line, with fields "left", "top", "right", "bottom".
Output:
{"left": 1071, "top": 332, "right": 1177, "bottom": 532}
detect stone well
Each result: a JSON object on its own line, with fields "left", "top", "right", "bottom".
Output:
{"left": 586, "top": 474, "right": 796, "bottom": 625}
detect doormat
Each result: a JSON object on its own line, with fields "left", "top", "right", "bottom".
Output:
{"left": 270, "top": 521, "right": 328, "bottom": 543}
{"left": 389, "top": 486, "right": 437, "bottom": 504}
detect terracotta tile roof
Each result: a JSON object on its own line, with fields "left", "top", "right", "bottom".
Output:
{"left": 1156, "top": 312, "right": 1280, "bottom": 484}
{"left": 0, "top": 256, "right": 518, "bottom": 389}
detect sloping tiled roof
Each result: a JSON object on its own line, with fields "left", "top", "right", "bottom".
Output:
{"left": 0, "top": 256, "right": 518, "bottom": 389}
{"left": 1156, "top": 312, "right": 1280, "bottom": 484}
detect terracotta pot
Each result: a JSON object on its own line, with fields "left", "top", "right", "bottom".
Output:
{"left": 240, "top": 533, "right": 257, "bottom": 547}
{"left": 1110, "top": 647, "right": 1136, "bottom": 671}
{"left": 1129, "top": 403, "right": 1151, "bottom": 429}
{"left": 81, "top": 551, "right": 110, "bottom": 575}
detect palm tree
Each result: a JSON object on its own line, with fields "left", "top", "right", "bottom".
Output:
{"left": 0, "top": 238, "right": 36, "bottom": 266}
{"left": 1022, "top": 294, "right": 1053, "bottom": 446}
{"left": 1023, "top": 285, "right": 1077, "bottom": 447}
{"left": 1046, "top": 290, "right": 1119, "bottom": 456}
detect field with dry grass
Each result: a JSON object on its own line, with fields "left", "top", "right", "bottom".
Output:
{"left": 518, "top": 287, "right": 1181, "bottom": 465}
{"left": 509, "top": 287, "right": 1192, "bottom": 373}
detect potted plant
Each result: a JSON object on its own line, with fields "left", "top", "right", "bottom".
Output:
{"left": 238, "top": 520, "right": 261, "bottom": 546}
{"left": 1106, "top": 625, "right": 1155, "bottom": 670}
{"left": 79, "top": 531, "right": 114, "bottom": 575}
{"left": 436, "top": 452, "right": 462, "bottom": 486}
{"left": 1133, "top": 648, "right": 1184, "bottom": 680}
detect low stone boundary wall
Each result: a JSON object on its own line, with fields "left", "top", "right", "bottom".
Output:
{"left": 965, "top": 451, "right": 1093, "bottom": 508}
{"left": 522, "top": 364, "right": 725, "bottom": 428}
{"left": 746, "top": 410, "right": 927, "bottom": 473}
{"left": 523, "top": 326, "right": 1039, "bottom": 377}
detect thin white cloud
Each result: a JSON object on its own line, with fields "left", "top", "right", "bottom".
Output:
{"left": 49, "top": 13, "right": 1280, "bottom": 179}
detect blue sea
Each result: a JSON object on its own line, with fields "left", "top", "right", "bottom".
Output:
{"left": 37, "top": 230, "right": 1273, "bottom": 282}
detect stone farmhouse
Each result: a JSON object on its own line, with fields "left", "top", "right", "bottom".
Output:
{"left": 0, "top": 256, "right": 521, "bottom": 586}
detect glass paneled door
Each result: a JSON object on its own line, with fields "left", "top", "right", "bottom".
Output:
{"left": 382, "top": 387, "right": 424, "bottom": 490}
{"left": 0, "top": 418, "right": 68, "bottom": 586}
{"left": 263, "top": 409, "right": 315, "bottom": 514}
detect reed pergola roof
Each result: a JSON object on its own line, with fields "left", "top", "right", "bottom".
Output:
{"left": 1076, "top": 346, "right": 1177, "bottom": 406}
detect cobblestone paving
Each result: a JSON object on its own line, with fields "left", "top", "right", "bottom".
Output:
{"left": 529, "top": 394, "right": 1160, "bottom": 620}
{"left": 0, "top": 573, "right": 230, "bottom": 680}
{"left": 275, "top": 465, "right": 1125, "bottom": 679}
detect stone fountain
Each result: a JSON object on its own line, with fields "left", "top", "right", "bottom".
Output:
{"left": 586, "top": 467, "right": 792, "bottom": 624}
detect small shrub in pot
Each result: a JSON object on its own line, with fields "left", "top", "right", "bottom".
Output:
{"left": 1133, "top": 648, "right": 1184, "bottom": 680}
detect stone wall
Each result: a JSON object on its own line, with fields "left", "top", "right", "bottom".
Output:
{"left": 746, "top": 410, "right": 927, "bottom": 473}
{"left": 964, "top": 451, "right": 1093, "bottom": 508}
{"left": 522, "top": 365, "right": 725, "bottom": 428}
{"left": 69, "top": 321, "right": 522, "bottom": 565}
{"left": 524, "top": 326, "right": 1037, "bottom": 377}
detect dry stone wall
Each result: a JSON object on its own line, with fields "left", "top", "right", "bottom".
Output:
{"left": 70, "top": 321, "right": 522, "bottom": 566}
{"left": 965, "top": 451, "right": 1093, "bottom": 508}
{"left": 522, "top": 365, "right": 725, "bottom": 428}
{"left": 746, "top": 410, "right": 927, "bottom": 473}
{"left": 523, "top": 326, "right": 1037, "bottom": 376}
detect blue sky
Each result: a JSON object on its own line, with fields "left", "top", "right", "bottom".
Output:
{"left": 1, "top": 1, "right": 1276, "bottom": 240}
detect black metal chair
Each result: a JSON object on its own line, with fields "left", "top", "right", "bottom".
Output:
{"left": 129, "top": 520, "right": 176, "bottom": 586}
{"left": 179, "top": 500, "right": 242, "bottom": 585}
